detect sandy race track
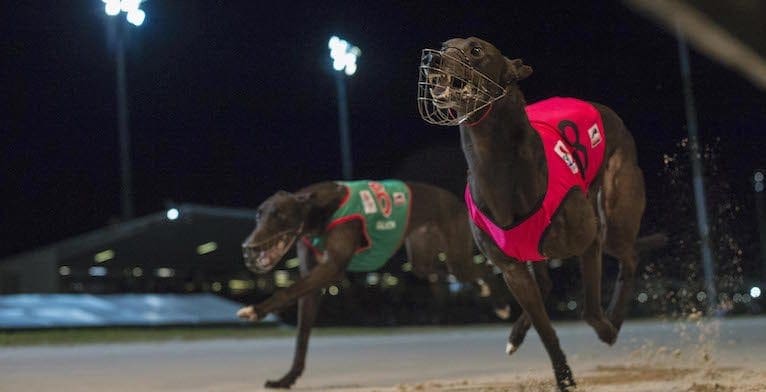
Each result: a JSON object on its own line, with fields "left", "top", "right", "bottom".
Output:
{"left": 2, "top": 317, "right": 766, "bottom": 391}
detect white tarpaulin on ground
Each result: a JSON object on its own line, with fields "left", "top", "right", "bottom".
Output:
{"left": 0, "top": 293, "right": 275, "bottom": 329}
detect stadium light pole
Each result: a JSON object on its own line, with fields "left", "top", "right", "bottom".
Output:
{"left": 103, "top": 0, "right": 146, "bottom": 220}
{"left": 755, "top": 170, "right": 766, "bottom": 280}
{"left": 676, "top": 24, "right": 718, "bottom": 314}
{"left": 328, "top": 36, "right": 360, "bottom": 180}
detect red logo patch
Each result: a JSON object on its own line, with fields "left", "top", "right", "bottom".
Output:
{"left": 368, "top": 181, "right": 392, "bottom": 217}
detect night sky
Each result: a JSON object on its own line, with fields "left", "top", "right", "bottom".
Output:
{"left": 2, "top": 1, "right": 764, "bottom": 258}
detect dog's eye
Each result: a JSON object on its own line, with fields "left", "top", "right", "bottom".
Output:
{"left": 470, "top": 46, "right": 483, "bottom": 57}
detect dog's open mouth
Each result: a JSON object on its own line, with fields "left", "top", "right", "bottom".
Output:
{"left": 242, "top": 230, "right": 300, "bottom": 273}
{"left": 418, "top": 48, "right": 506, "bottom": 126}
{"left": 427, "top": 72, "right": 470, "bottom": 109}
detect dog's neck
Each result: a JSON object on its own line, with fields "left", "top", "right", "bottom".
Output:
{"left": 302, "top": 182, "right": 348, "bottom": 236}
{"left": 459, "top": 86, "right": 547, "bottom": 227}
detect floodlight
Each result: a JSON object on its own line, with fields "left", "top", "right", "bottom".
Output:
{"left": 120, "top": 0, "right": 141, "bottom": 13}
{"left": 104, "top": 0, "right": 121, "bottom": 16}
{"left": 126, "top": 9, "right": 145, "bottom": 26}
{"left": 103, "top": 0, "right": 146, "bottom": 26}
{"left": 751, "top": 286, "right": 762, "bottom": 298}
{"left": 328, "top": 35, "right": 360, "bottom": 76}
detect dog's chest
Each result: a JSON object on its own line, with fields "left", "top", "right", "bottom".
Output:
{"left": 465, "top": 97, "right": 607, "bottom": 262}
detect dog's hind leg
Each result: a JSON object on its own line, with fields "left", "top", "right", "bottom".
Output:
{"left": 405, "top": 224, "right": 444, "bottom": 280}
{"left": 265, "top": 242, "right": 323, "bottom": 389}
{"left": 405, "top": 225, "right": 451, "bottom": 322}
{"left": 441, "top": 212, "right": 484, "bottom": 283}
{"left": 579, "top": 237, "right": 618, "bottom": 345}
{"left": 603, "top": 151, "right": 645, "bottom": 333}
{"left": 605, "top": 247, "right": 638, "bottom": 333}
{"left": 507, "top": 261, "right": 551, "bottom": 355}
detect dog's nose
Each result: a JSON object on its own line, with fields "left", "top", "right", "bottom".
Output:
{"left": 422, "top": 51, "right": 441, "bottom": 67}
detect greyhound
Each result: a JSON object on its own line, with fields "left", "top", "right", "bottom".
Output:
{"left": 236, "top": 180, "right": 505, "bottom": 389}
{"left": 418, "top": 37, "right": 647, "bottom": 390}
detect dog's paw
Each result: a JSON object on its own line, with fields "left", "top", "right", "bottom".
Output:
{"left": 236, "top": 306, "right": 259, "bottom": 321}
{"left": 494, "top": 305, "right": 511, "bottom": 320}
{"left": 265, "top": 379, "right": 293, "bottom": 389}
{"left": 477, "top": 279, "right": 492, "bottom": 298}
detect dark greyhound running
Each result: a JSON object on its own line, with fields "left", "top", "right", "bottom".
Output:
{"left": 237, "top": 180, "right": 504, "bottom": 389}
{"left": 418, "top": 37, "right": 647, "bottom": 390}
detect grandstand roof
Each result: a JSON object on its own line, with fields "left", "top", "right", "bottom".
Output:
{"left": 0, "top": 204, "right": 257, "bottom": 292}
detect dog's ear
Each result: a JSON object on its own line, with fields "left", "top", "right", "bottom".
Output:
{"left": 294, "top": 191, "right": 316, "bottom": 204}
{"left": 502, "top": 57, "right": 533, "bottom": 84}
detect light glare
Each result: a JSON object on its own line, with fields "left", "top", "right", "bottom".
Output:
{"left": 104, "top": 1, "right": 121, "bottom": 16}
{"left": 94, "top": 249, "right": 115, "bottom": 263}
{"left": 103, "top": 0, "right": 145, "bottom": 26}
{"left": 120, "top": 0, "right": 141, "bottom": 12}
{"left": 229, "top": 279, "right": 255, "bottom": 290}
{"left": 274, "top": 270, "right": 292, "bottom": 287}
{"left": 156, "top": 267, "right": 175, "bottom": 278}
{"left": 126, "top": 9, "right": 145, "bottom": 26}
{"left": 328, "top": 36, "right": 339, "bottom": 49}
{"left": 196, "top": 241, "right": 218, "bottom": 255}
{"left": 89, "top": 266, "right": 108, "bottom": 277}
{"left": 344, "top": 62, "right": 357, "bottom": 76}
{"left": 285, "top": 257, "right": 300, "bottom": 269}
{"left": 166, "top": 208, "right": 179, "bottom": 220}
{"left": 751, "top": 286, "right": 762, "bottom": 298}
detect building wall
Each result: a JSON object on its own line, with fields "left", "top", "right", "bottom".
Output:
{"left": 0, "top": 249, "right": 58, "bottom": 293}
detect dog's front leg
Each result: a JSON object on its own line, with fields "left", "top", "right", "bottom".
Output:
{"left": 238, "top": 223, "right": 359, "bottom": 321}
{"left": 264, "top": 290, "right": 320, "bottom": 389}
{"left": 265, "top": 242, "right": 324, "bottom": 389}
{"left": 237, "top": 259, "right": 344, "bottom": 322}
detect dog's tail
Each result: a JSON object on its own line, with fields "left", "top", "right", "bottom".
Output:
{"left": 635, "top": 233, "right": 669, "bottom": 253}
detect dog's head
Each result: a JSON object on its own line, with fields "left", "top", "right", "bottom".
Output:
{"left": 418, "top": 37, "right": 533, "bottom": 125}
{"left": 242, "top": 190, "right": 315, "bottom": 273}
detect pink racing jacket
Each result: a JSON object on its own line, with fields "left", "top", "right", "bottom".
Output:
{"left": 465, "top": 97, "right": 607, "bottom": 261}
